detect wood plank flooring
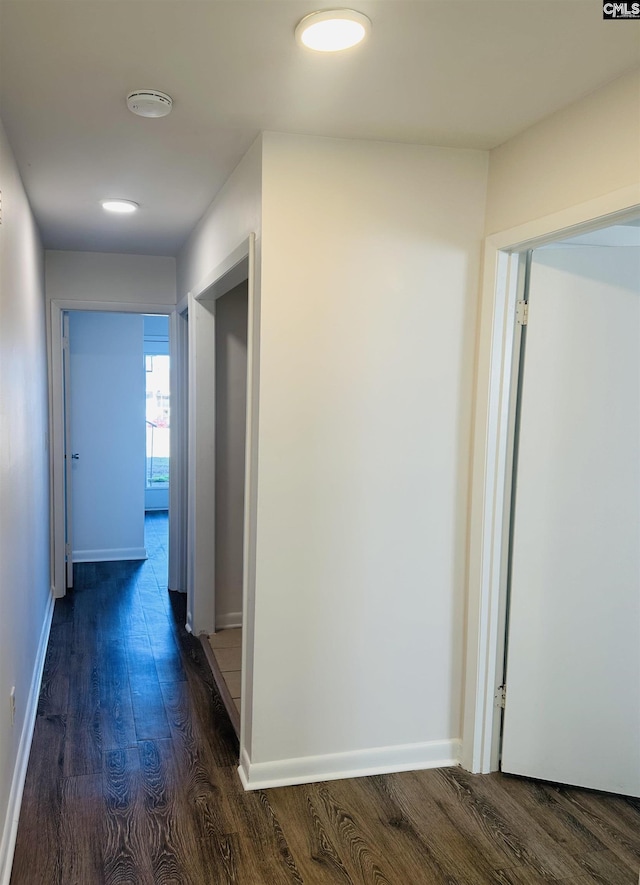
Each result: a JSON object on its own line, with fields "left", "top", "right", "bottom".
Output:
{"left": 10, "top": 512, "right": 640, "bottom": 884}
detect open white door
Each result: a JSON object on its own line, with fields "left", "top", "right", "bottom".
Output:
{"left": 62, "top": 312, "right": 74, "bottom": 589}
{"left": 501, "top": 243, "right": 640, "bottom": 797}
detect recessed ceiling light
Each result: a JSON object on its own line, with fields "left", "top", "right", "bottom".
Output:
{"left": 127, "top": 90, "right": 173, "bottom": 118}
{"left": 295, "top": 9, "right": 371, "bottom": 52}
{"left": 101, "top": 199, "right": 139, "bottom": 214}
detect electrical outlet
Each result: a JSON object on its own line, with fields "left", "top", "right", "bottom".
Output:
{"left": 9, "top": 686, "right": 15, "bottom": 726}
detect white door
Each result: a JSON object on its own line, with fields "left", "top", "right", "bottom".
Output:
{"left": 68, "top": 312, "right": 146, "bottom": 563}
{"left": 501, "top": 243, "right": 640, "bottom": 796}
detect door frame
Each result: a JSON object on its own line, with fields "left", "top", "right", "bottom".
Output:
{"left": 168, "top": 305, "right": 189, "bottom": 593}
{"left": 48, "top": 299, "right": 181, "bottom": 598}
{"left": 185, "top": 233, "right": 257, "bottom": 639}
{"left": 185, "top": 232, "right": 258, "bottom": 762}
{"left": 462, "top": 186, "right": 640, "bottom": 774}
{"left": 62, "top": 311, "right": 74, "bottom": 589}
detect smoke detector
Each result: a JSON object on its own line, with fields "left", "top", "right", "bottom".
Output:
{"left": 127, "top": 90, "right": 173, "bottom": 118}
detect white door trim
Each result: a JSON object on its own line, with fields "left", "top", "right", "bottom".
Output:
{"left": 462, "top": 184, "right": 640, "bottom": 773}
{"left": 186, "top": 290, "right": 217, "bottom": 633}
{"left": 168, "top": 306, "right": 189, "bottom": 592}
{"left": 48, "top": 299, "right": 179, "bottom": 598}
{"left": 62, "top": 312, "right": 74, "bottom": 589}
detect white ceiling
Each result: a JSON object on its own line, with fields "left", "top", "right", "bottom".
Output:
{"left": 1, "top": 1, "right": 639, "bottom": 256}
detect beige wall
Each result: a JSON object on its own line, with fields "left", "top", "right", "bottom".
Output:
{"left": 174, "top": 66, "right": 640, "bottom": 788}
{"left": 486, "top": 68, "right": 640, "bottom": 235}
{"left": 245, "top": 132, "right": 488, "bottom": 784}
{"left": 0, "top": 118, "right": 49, "bottom": 880}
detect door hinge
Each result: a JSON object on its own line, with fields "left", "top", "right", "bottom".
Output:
{"left": 65, "top": 543, "right": 71, "bottom": 560}
{"left": 516, "top": 300, "right": 529, "bottom": 326}
{"left": 495, "top": 684, "right": 507, "bottom": 709}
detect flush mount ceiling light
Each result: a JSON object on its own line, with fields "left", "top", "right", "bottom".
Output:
{"left": 101, "top": 199, "right": 139, "bottom": 214}
{"left": 295, "top": 9, "right": 371, "bottom": 52}
{"left": 127, "top": 90, "right": 173, "bottom": 118}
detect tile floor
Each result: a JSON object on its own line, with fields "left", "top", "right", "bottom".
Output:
{"left": 208, "top": 628, "right": 242, "bottom": 713}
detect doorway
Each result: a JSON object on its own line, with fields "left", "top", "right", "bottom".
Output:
{"left": 67, "top": 311, "right": 148, "bottom": 564}
{"left": 186, "top": 234, "right": 257, "bottom": 743}
{"left": 205, "top": 280, "right": 248, "bottom": 735}
{"left": 500, "top": 220, "right": 640, "bottom": 796}
{"left": 463, "top": 203, "right": 640, "bottom": 786}
{"left": 49, "top": 301, "right": 185, "bottom": 599}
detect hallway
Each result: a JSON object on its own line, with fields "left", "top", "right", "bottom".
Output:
{"left": 11, "top": 513, "right": 240, "bottom": 883}
{"left": 9, "top": 514, "right": 640, "bottom": 883}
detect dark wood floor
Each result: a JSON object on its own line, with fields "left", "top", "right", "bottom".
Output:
{"left": 11, "top": 513, "right": 640, "bottom": 884}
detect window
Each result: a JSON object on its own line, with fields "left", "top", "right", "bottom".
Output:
{"left": 146, "top": 354, "right": 170, "bottom": 489}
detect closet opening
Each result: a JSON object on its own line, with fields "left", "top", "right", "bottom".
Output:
{"left": 187, "top": 234, "right": 257, "bottom": 742}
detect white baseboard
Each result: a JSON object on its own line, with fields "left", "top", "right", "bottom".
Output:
{"left": 238, "top": 738, "right": 461, "bottom": 791}
{"left": 73, "top": 547, "right": 147, "bottom": 563}
{"left": 215, "top": 611, "right": 243, "bottom": 630}
{"left": 0, "top": 591, "right": 55, "bottom": 885}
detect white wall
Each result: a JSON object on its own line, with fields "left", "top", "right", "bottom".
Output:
{"left": 485, "top": 68, "right": 640, "bottom": 235}
{"left": 45, "top": 250, "right": 176, "bottom": 306}
{"left": 0, "top": 119, "right": 51, "bottom": 882}
{"left": 69, "top": 312, "right": 146, "bottom": 561}
{"left": 215, "top": 281, "right": 248, "bottom": 629}
{"left": 243, "top": 132, "right": 488, "bottom": 786}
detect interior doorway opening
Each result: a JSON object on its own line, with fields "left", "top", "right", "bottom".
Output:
{"left": 498, "top": 217, "right": 640, "bottom": 796}
{"left": 205, "top": 279, "right": 248, "bottom": 736}
{"left": 66, "top": 310, "right": 150, "bottom": 567}
{"left": 463, "top": 202, "right": 640, "bottom": 787}
{"left": 186, "top": 233, "right": 257, "bottom": 743}
{"left": 49, "top": 300, "right": 184, "bottom": 599}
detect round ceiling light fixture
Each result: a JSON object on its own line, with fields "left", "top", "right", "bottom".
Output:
{"left": 101, "top": 199, "right": 139, "bottom": 214}
{"left": 295, "top": 9, "right": 371, "bottom": 52}
{"left": 127, "top": 90, "right": 173, "bottom": 118}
